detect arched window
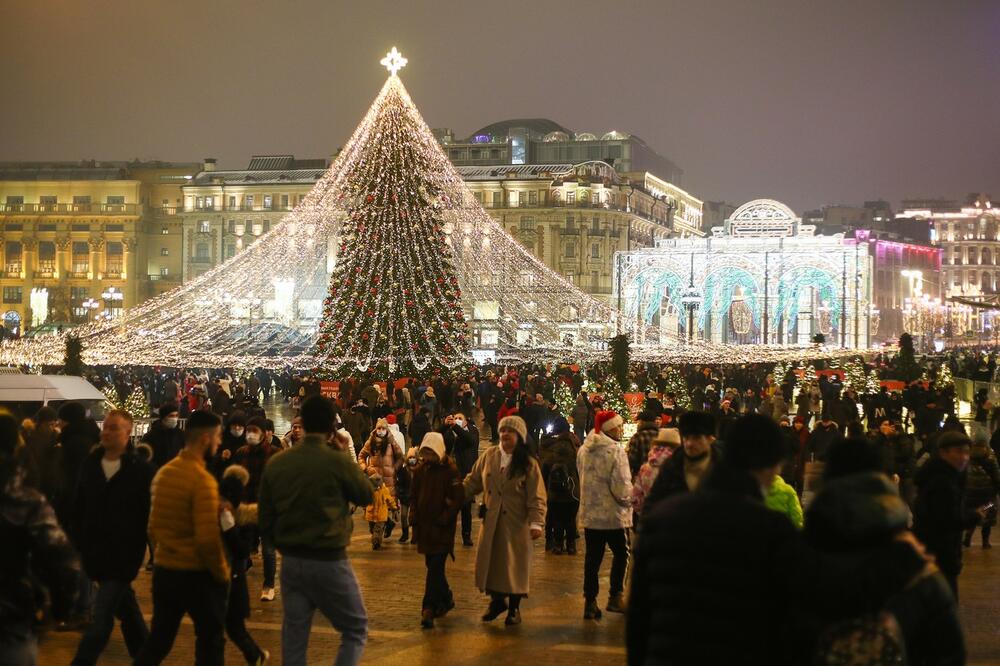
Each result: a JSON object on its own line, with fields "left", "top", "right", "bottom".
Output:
{"left": 968, "top": 247, "right": 978, "bottom": 265}
{"left": 983, "top": 248, "right": 992, "bottom": 265}
{"left": 983, "top": 271, "right": 992, "bottom": 292}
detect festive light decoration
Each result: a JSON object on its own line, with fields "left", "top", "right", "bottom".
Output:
{"left": 842, "top": 358, "right": 867, "bottom": 394}
{"left": 660, "top": 366, "right": 691, "bottom": 409}
{"left": 380, "top": 47, "right": 408, "bottom": 76}
{"left": 123, "top": 386, "right": 149, "bottom": 418}
{"left": 554, "top": 380, "right": 575, "bottom": 417}
{"left": 935, "top": 363, "right": 954, "bottom": 390}
{"left": 796, "top": 363, "right": 818, "bottom": 392}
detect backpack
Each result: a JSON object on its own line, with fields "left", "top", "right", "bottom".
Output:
{"left": 814, "top": 611, "right": 906, "bottom": 666}
{"left": 548, "top": 463, "right": 571, "bottom": 494}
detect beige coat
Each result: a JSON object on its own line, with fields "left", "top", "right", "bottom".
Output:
{"left": 358, "top": 435, "right": 403, "bottom": 491}
{"left": 463, "top": 445, "right": 546, "bottom": 595}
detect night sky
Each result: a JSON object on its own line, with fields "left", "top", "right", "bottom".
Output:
{"left": 3, "top": 1, "right": 998, "bottom": 212}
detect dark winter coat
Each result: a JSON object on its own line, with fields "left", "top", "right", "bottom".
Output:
{"left": 912, "top": 456, "right": 981, "bottom": 577}
{"left": 804, "top": 472, "right": 966, "bottom": 666}
{"left": 53, "top": 419, "right": 101, "bottom": 528}
{"left": 71, "top": 448, "right": 154, "bottom": 582}
{"left": 343, "top": 410, "right": 372, "bottom": 452}
{"left": 806, "top": 423, "right": 841, "bottom": 462}
{"left": 539, "top": 432, "right": 580, "bottom": 503}
{"left": 408, "top": 412, "right": 432, "bottom": 450}
{"left": 395, "top": 462, "right": 413, "bottom": 505}
{"left": 231, "top": 441, "right": 278, "bottom": 503}
{"left": 441, "top": 424, "right": 479, "bottom": 477}
{"left": 642, "top": 442, "right": 725, "bottom": 513}
{"left": 410, "top": 458, "right": 464, "bottom": 556}
{"left": 141, "top": 419, "right": 184, "bottom": 469}
{"left": 627, "top": 463, "right": 927, "bottom": 666}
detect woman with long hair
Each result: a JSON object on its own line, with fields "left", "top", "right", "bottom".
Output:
{"left": 463, "top": 415, "right": 546, "bottom": 625}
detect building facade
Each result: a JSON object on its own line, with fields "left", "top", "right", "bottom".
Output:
{"left": 0, "top": 161, "right": 196, "bottom": 335}
{"left": 895, "top": 194, "right": 999, "bottom": 338}
{"left": 615, "top": 199, "right": 873, "bottom": 348}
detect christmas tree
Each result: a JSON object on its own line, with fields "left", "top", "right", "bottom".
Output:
{"left": 935, "top": 363, "right": 954, "bottom": 390}
{"left": 554, "top": 379, "right": 575, "bottom": 417}
{"left": 314, "top": 58, "right": 469, "bottom": 377}
{"left": 600, "top": 373, "right": 629, "bottom": 418}
{"left": 661, "top": 366, "right": 691, "bottom": 409}
{"left": 865, "top": 370, "right": 882, "bottom": 395}
{"left": 123, "top": 386, "right": 149, "bottom": 419}
{"left": 843, "top": 358, "right": 867, "bottom": 394}
{"left": 796, "top": 363, "right": 818, "bottom": 393}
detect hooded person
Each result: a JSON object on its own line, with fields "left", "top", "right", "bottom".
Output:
{"left": 140, "top": 403, "right": 184, "bottom": 470}
{"left": 539, "top": 416, "right": 581, "bottom": 555}
{"left": 632, "top": 427, "right": 680, "bottom": 518}
{"left": 384, "top": 413, "right": 406, "bottom": 451}
{"left": 410, "top": 432, "right": 465, "bottom": 628}
{"left": 364, "top": 468, "right": 398, "bottom": 551}
{"left": 359, "top": 418, "right": 404, "bottom": 492}
{"left": 577, "top": 410, "right": 632, "bottom": 619}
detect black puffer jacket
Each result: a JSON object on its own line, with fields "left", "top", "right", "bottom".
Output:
{"left": 627, "top": 464, "right": 926, "bottom": 666}
{"left": 912, "top": 456, "right": 981, "bottom": 577}
{"left": 642, "top": 442, "right": 725, "bottom": 513}
{"left": 71, "top": 448, "right": 154, "bottom": 582}
{"left": 140, "top": 419, "right": 184, "bottom": 469}
{"left": 804, "top": 472, "right": 965, "bottom": 665}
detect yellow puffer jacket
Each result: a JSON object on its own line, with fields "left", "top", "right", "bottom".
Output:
{"left": 364, "top": 484, "right": 398, "bottom": 523}
{"left": 148, "top": 448, "right": 230, "bottom": 583}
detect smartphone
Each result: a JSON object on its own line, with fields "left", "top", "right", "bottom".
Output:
{"left": 981, "top": 502, "right": 995, "bottom": 513}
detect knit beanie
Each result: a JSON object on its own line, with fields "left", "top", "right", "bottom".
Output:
{"left": 594, "top": 410, "right": 624, "bottom": 435}
{"left": 498, "top": 415, "right": 528, "bottom": 442}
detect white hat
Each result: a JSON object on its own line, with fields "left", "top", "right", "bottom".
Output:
{"left": 419, "top": 432, "right": 447, "bottom": 460}
{"left": 654, "top": 428, "right": 681, "bottom": 447}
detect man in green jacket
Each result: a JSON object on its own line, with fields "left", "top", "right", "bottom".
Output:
{"left": 259, "top": 396, "right": 373, "bottom": 666}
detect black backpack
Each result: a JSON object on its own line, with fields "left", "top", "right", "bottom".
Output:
{"left": 548, "top": 463, "right": 571, "bottom": 494}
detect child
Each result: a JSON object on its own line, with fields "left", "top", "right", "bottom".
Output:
{"left": 410, "top": 432, "right": 465, "bottom": 628}
{"left": 219, "top": 465, "right": 269, "bottom": 665}
{"left": 365, "top": 470, "right": 398, "bottom": 550}
{"left": 395, "top": 448, "right": 417, "bottom": 544}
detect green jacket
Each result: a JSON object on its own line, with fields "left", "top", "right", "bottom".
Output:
{"left": 259, "top": 433, "right": 373, "bottom": 560}
{"left": 765, "top": 474, "right": 804, "bottom": 529}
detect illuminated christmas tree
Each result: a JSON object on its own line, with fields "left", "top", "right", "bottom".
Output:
{"left": 935, "top": 364, "right": 954, "bottom": 390}
{"left": 661, "top": 366, "right": 691, "bottom": 409}
{"left": 314, "top": 51, "right": 468, "bottom": 377}
{"left": 843, "top": 358, "right": 867, "bottom": 394}
{"left": 123, "top": 386, "right": 149, "bottom": 418}
{"left": 554, "top": 380, "right": 575, "bottom": 417}
{"left": 796, "top": 363, "right": 818, "bottom": 393}
{"left": 600, "top": 373, "right": 629, "bottom": 418}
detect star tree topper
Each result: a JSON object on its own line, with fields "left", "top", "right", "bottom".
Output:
{"left": 380, "top": 47, "right": 407, "bottom": 76}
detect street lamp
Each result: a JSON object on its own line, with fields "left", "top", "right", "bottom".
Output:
{"left": 101, "top": 286, "right": 124, "bottom": 319}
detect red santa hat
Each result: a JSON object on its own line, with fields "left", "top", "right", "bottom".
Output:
{"left": 385, "top": 413, "right": 397, "bottom": 425}
{"left": 594, "top": 410, "right": 624, "bottom": 434}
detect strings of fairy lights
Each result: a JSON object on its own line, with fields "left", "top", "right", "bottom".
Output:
{"left": 0, "top": 50, "right": 873, "bottom": 371}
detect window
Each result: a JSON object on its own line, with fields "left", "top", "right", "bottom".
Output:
{"left": 591, "top": 243, "right": 600, "bottom": 258}
{"left": 195, "top": 243, "right": 209, "bottom": 260}
{"left": 106, "top": 195, "right": 125, "bottom": 205}
{"left": 528, "top": 190, "right": 537, "bottom": 206}
{"left": 72, "top": 242, "right": 89, "bottom": 273}
{"left": 39, "top": 195, "right": 56, "bottom": 211}
{"left": 592, "top": 217, "right": 601, "bottom": 232}
{"left": 226, "top": 245, "right": 236, "bottom": 259}
{"left": 591, "top": 271, "right": 600, "bottom": 288}
{"left": 228, "top": 195, "right": 237, "bottom": 209}
{"left": 198, "top": 220, "right": 210, "bottom": 233}
{"left": 161, "top": 226, "right": 169, "bottom": 235}
{"left": 160, "top": 248, "right": 169, "bottom": 256}
{"left": 105, "top": 242, "right": 122, "bottom": 275}
{"left": 5, "top": 196, "right": 23, "bottom": 210}
{"left": 519, "top": 217, "right": 535, "bottom": 231}
{"left": 565, "top": 243, "right": 576, "bottom": 258}
{"left": 71, "top": 224, "right": 89, "bottom": 232}
{"left": 281, "top": 194, "right": 289, "bottom": 209}
{"left": 244, "top": 220, "right": 253, "bottom": 235}
{"left": 263, "top": 195, "right": 273, "bottom": 210}
{"left": 72, "top": 195, "right": 90, "bottom": 204}
{"left": 204, "top": 196, "right": 215, "bottom": 210}
{"left": 566, "top": 214, "right": 575, "bottom": 230}
{"left": 228, "top": 220, "right": 236, "bottom": 234}
{"left": 565, "top": 272, "right": 575, "bottom": 284}
{"left": 263, "top": 220, "right": 270, "bottom": 233}
{"left": 71, "top": 287, "right": 88, "bottom": 301}
{"left": 252, "top": 222, "right": 263, "bottom": 236}
{"left": 105, "top": 224, "right": 123, "bottom": 232}
{"left": 245, "top": 195, "right": 254, "bottom": 209}
{"left": 37, "top": 241, "right": 55, "bottom": 274}
{"left": 37, "top": 223, "right": 56, "bottom": 232}
{"left": 491, "top": 192, "right": 501, "bottom": 208}
{"left": 4, "top": 224, "right": 22, "bottom": 231}
{"left": 473, "top": 191, "right": 483, "bottom": 203}
{"left": 160, "top": 267, "right": 169, "bottom": 277}
{"left": 566, "top": 191, "right": 576, "bottom": 204}
{"left": 4, "top": 242, "right": 21, "bottom": 274}
{"left": 3, "top": 287, "right": 22, "bottom": 304}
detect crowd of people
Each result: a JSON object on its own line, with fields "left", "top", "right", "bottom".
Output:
{"left": 2, "top": 349, "right": 999, "bottom": 664}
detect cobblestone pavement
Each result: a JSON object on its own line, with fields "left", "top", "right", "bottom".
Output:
{"left": 36, "top": 398, "right": 1000, "bottom": 664}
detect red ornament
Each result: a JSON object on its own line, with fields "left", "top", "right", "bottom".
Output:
{"left": 366, "top": 194, "right": 374, "bottom": 203}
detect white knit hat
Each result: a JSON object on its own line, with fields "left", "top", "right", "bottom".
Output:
{"left": 498, "top": 415, "right": 528, "bottom": 442}
{"left": 419, "top": 432, "right": 447, "bottom": 460}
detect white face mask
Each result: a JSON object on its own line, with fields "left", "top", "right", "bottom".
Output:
{"left": 245, "top": 432, "right": 262, "bottom": 445}
{"left": 230, "top": 427, "right": 245, "bottom": 437}
{"left": 454, "top": 418, "right": 465, "bottom": 428}
{"left": 163, "top": 417, "right": 179, "bottom": 429}
{"left": 377, "top": 428, "right": 387, "bottom": 437}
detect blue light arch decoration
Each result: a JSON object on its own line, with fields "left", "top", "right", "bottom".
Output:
{"left": 770, "top": 266, "right": 840, "bottom": 331}
{"left": 626, "top": 268, "right": 684, "bottom": 325}
{"left": 699, "top": 267, "right": 761, "bottom": 332}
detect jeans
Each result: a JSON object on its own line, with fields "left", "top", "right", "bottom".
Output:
{"left": 71, "top": 579, "right": 148, "bottom": 665}
{"left": 243, "top": 524, "right": 278, "bottom": 588}
{"left": 399, "top": 503, "right": 410, "bottom": 535}
{"left": 133, "top": 568, "right": 228, "bottom": 666}
{"left": 280, "top": 555, "right": 368, "bottom": 666}
{"left": 422, "top": 553, "right": 451, "bottom": 611}
{"left": 583, "top": 528, "right": 629, "bottom": 600}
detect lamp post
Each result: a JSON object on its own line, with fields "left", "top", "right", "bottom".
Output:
{"left": 679, "top": 251, "right": 701, "bottom": 344}
{"left": 82, "top": 297, "right": 100, "bottom": 322}
{"left": 101, "top": 286, "right": 124, "bottom": 318}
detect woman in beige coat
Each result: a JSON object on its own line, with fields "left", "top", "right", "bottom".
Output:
{"left": 463, "top": 415, "right": 546, "bottom": 626}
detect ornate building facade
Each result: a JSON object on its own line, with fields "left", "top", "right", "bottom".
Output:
{"left": 0, "top": 161, "right": 195, "bottom": 334}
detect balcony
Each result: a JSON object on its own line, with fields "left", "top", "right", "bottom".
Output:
{"left": 4, "top": 267, "right": 21, "bottom": 278}
{"left": 147, "top": 274, "right": 180, "bottom": 281}
{"left": 67, "top": 271, "right": 89, "bottom": 279}
{"left": 104, "top": 271, "right": 123, "bottom": 279}
{"left": 0, "top": 203, "right": 140, "bottom": 215}
{"left": 34, "top": 271, "right": 55, "bottom": 279}
{"left": 156, "top": 204, "right": 295, "bottom": 216}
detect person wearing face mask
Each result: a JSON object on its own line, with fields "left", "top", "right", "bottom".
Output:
{"left": 358, "top": 418, "right": 404, "bottom": 538}
{"left": 210, "top": 412, "right": 247, "bottom": 480}
{"left": 440, "top": 412, "right": 480, "bottom": 547}
{"left": 141, "top": 403, "right": 185, "bottom": 471}
{"left": 232, "top": 416, "right": 281, "bottom": 602}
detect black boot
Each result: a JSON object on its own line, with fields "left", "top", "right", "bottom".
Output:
{"left": 583, "top": 598, "right": 602, "bottom": 620}
{"left": 566, "top": 538, "right": 577, "bottom": 555}
{"left": 505, "top": 595, "right": 522, "bottom": 625}
{"left": 984, "top": 525, "right": 993, "bottom": 549}
{"left": 552, "top": 536, "right": 564, "bottom": 555}
{"left": 482, "top": 595, "right": 507, "bottom": 622}
{"left": 384, "top": 520, "right": 395, "bottom": 539}
{"left": 963, "top": 530, "right": 972, "bottom": 548}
